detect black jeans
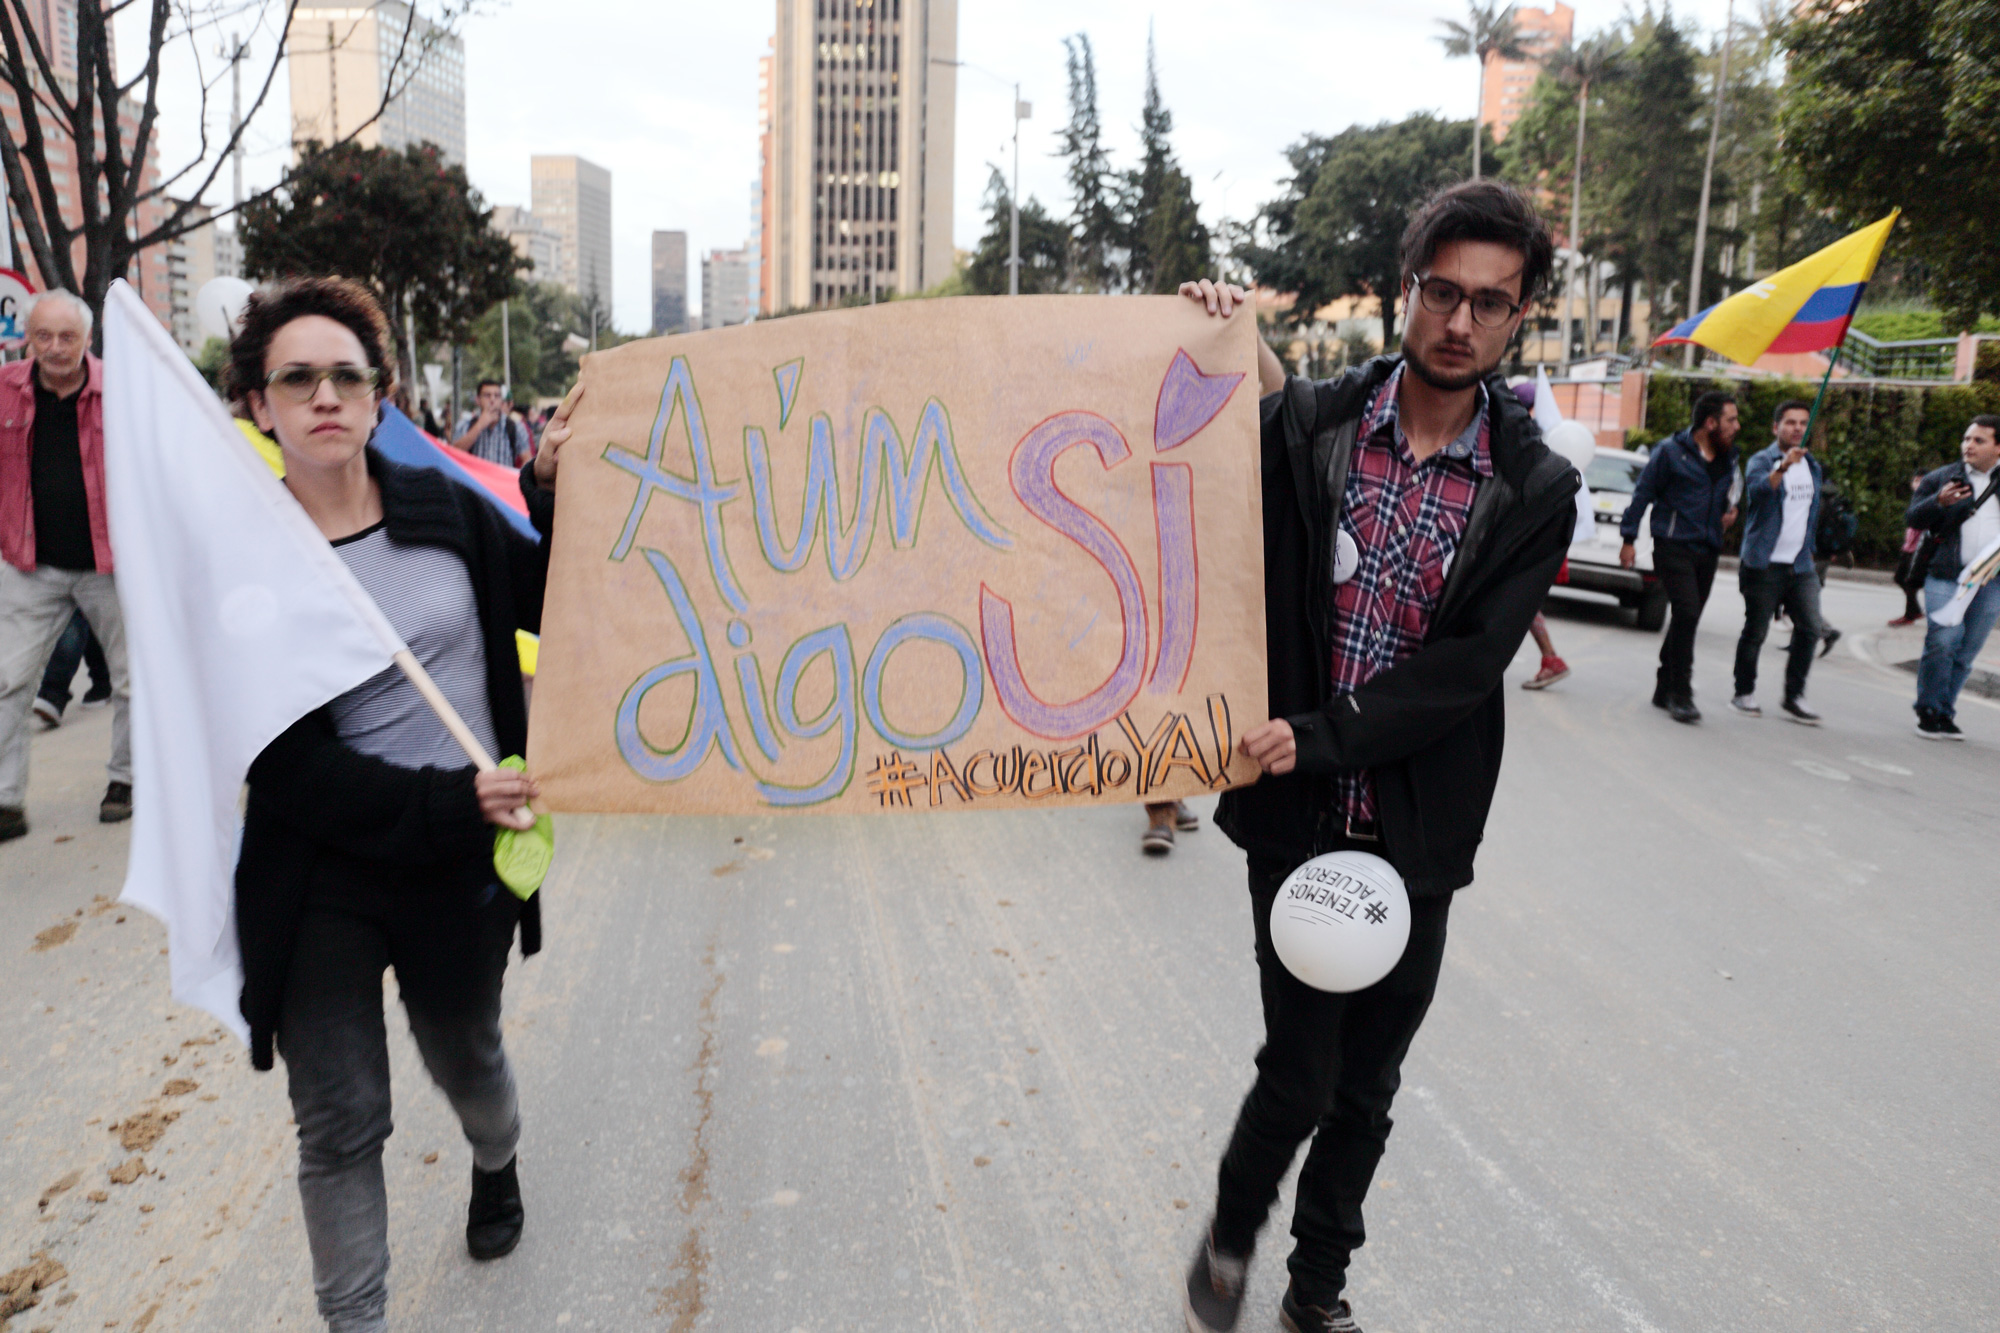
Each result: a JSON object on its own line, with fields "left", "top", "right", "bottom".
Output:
{"left": 277, "top": 890, "right": 522, "bottom": 1332}
{"left": 36, "top": 608, "right": 108, "bottom": 715}
{"left": 1652, "top": 538, "right": 1718, "bottom": 704}
{"left": 1213, "top": 850, "right": 1453, "bottom": 1306}
{"left": 1733, "top": 564, "right": 1825, "bottom": 702}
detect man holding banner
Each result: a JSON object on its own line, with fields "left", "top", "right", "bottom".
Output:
{"left": 1908, "top": 415, "right": 2000, "bottom": 739}
{"left": 1178, "top": 181, "right": 1577, "bottom": 1333}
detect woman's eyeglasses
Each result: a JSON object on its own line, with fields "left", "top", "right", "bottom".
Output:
{"left": 1410, "top": 274, "right": 1523, "bottom": 329}
{"left": 265, "top": 364, "right": 381, "bottom": 403}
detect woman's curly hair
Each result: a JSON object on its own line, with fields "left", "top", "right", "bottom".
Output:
{"left": 224, "top": 276, "right": 397, "bottom": 405}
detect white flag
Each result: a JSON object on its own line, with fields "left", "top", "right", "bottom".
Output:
{"left": 102, "top": 280, "right": 405, "bottom": 1042}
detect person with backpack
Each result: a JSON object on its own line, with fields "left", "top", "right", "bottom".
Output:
{"left": 1908, "top": 415, "right": 2000, "bottom": 739}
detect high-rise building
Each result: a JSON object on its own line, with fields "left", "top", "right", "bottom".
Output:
{"left": 757, "top": 42, "right": 775, "bottom": 314}
{"left": 1480, "top": 2, "right": 1574, "bottom": 143}
{"left": 745, "top": 180, "right": 762, "bottom": 321}
{"left": 164, "top": 200, "right": 243, "bottom": 355}
{"left": 652, "top": 230, "right": 689, "bottom": 335}
{"left": 531, "top": 155, "right": 612, "bottom": 308}
{"left": 765, "top": 0, "right": 956, "bottom": 311}
{"left": 702, "top": 249, "right": 752, "bottom": 329}
{"left": 491, "top": 205, "right": 562, "bottom": 282}
{"left": 286, "top": 2, "right": 466, "bottom": 163}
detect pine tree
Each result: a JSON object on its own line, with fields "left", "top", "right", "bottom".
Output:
{"left": 1126, "top": 29, "right": 1211, "bottom": 294}
{"left": 1058, "top": 33, "right": 1126, "bottom": 293}
{"left": 967, "top": 168, "right": 1069, "bottom": 295}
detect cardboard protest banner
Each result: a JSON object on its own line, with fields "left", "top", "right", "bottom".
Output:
{"left": 529, "top": 295, "right": 1267, "bottom": 815}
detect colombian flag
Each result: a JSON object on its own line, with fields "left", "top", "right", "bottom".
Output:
{"left": 1654, "top": 211, "right": 1899, "bottom": 366}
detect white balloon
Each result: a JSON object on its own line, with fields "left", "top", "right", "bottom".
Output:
{"left": 1269, "top": 851, "right": 1411, "bottom": 993}
{"left": 194, "top": 276, "right": 254, "bottom": 342}
{"left": 1545, "top": 420, "right": 1599, "bottom": 474}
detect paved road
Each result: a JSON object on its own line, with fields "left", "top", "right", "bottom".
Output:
{"left": 1, "top": 575, "right": 1994, "bottom": 1332}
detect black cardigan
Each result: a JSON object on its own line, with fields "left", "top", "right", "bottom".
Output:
{"left": 235, "top": 449, "right": 555, "bottom": 1069}
{"left": 1214, "top": 357, "right": 1578, "bottom": 895}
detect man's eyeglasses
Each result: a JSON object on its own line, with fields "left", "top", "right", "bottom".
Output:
{"left": 265, "top": 364, "right": 381, "bottom": 403}
{"left": 1410, "top": 273, "right": 1523, "bottom": 330}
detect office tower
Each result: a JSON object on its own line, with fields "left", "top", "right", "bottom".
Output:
{"left": 652, "top": 230, "right": 689, "bottom": 335}
{"left": 702, "top": 249, "right": 752, "bottom": 329}
{"left": 758, "top": 41, "right": 775, "bottom": 314}
{"left": 164, "top": 200, "right": 243, "bottom": 355}
{"left": 745, "top": 181, "right": 762, "bottom": 321}
{"left": 530, "top": 155, "right": 613, "bottom": 307}
{"left": 287, "top": 2, "right": 466, "bottom": 163}
{"left": 765, "top": 0, "right": 956, "bottom": 311}
{"left": 492, "top": 205, "right": 562, "bottom": 282}
{"left": 1480, "top": 2, "right": 1574, "bottom": 143}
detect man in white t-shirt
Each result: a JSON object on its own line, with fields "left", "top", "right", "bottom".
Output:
{"left": 1731, "top": 400, "right": 1828, "bottom": 724}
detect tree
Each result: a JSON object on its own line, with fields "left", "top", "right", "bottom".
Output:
{"left": 1590, "top": 9, "right": 1709, "bottom": 346}
{"left": 1435, "top": 2, "right": 1527, "bottom": 179}
{"left": 466, "top": 281, "right": 630, "bottom": 401}
{"left": 1547, "top": 34, "right": 1622, "bottom": 368}
{"left": 1125, "top": 30, "right": 1210, "bottom": 294}
{"left": 966, "top": 168, "right": 1067, "bottom": 295}
{"left": 0, "top": 0, "right": 476, "bottom": 324}
{"left": 1057, "top": 33, "right": 1126, "bottom": 293}
{"left": 240, "top": 140, "right": 525, "bottom": 375}
{"left": 1244, "top": 114, "right": 1475, "bottom": 350}
{"left": 1780, "top": 0, "right": 2000, "bottom": 329}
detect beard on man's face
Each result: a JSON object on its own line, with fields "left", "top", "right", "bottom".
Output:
{"left": 1402, "top": 324, "right": 1502, "bottom": 392}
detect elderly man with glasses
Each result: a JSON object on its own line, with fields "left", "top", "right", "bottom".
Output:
{"left": 0, "top": 290, "right": 132, "bottom": 839}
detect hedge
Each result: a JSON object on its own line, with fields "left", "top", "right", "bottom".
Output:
{"left": 1635, "top": 371, "right": 2000, "bottom": 566}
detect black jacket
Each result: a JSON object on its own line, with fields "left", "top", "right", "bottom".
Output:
{"left": 1908, "top": 460, "right": 2000, "bottom": 581}
{"left": 235, "top": 449, "right": 555, "bottom": 1069}
{"left": 1618, "top": 428, "right": 1741, "bottom": 551}
{"left": 1214, "top": 357, "right": 1578, "bottom": 896}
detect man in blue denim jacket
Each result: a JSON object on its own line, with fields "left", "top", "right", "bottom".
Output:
{"left": 1729, "top": 400, "right": 1826, "bottom": 724}
{"left": 1620, "top": 392, "right": 1741, "bottom": 722}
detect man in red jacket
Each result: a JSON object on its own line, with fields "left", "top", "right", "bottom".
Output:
{"left": 0, "top": 290, "right": 131, "bottom": 840}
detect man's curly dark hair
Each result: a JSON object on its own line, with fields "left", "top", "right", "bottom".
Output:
{"left": 225, "top": 275, "right": 397, "bottom": 406}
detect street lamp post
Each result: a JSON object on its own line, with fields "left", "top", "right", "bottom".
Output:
{"left": 1685, "top": 0, "right": 1735, "bottom": 369}
{"left": 934, "top": 59, "right": 1030, "bottom": 294}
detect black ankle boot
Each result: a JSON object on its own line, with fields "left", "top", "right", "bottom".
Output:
{"left": 467, "top": 1156, "right": 524, "bottom": 1261}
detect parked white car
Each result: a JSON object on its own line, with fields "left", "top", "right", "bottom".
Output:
{"left": 1559, "top": 447, "right": 1667, "bottom": 631}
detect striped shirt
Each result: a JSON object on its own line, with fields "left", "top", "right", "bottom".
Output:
{"left": 1331, "top": 366, "right": 1491, "bottom": 827}
{"left": 329, "top": 524, "right": 498, "bottom": 771}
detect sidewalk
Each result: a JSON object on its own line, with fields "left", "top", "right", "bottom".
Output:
{"left": 1857, "top": 609, "right": 2000, "bottom": 700}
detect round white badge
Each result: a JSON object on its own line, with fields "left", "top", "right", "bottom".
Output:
{"left": 1333, "top": 529, "right": 1360, "bottom": 584}
{"left": 1270, "top": 851, "right": 1411, "bottom": 993}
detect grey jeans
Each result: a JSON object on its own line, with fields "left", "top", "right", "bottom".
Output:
{"left": 0, "top": 562, "right": 130, "bottom": 806}
{"left": 278, "top": 902, "right": 521, "bottom": 1333}
{"left": 1733, "top": 563, "right": 1826, "bottom": 702}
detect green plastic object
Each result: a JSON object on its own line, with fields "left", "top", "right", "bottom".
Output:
{"left": 492, "top": 755, "right": 553, "bottom": 901}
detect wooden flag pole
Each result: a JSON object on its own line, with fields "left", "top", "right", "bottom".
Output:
{"left": 392, "top": 648, "right": 538, "bottom": 829}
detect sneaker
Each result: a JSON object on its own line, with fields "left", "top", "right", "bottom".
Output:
{"left": 1651, "top": 687, "right": 1669, "bottom": 711}
{"left": 1729, "top": 695, "right": 1762, "bottom": 717}
{"left": 1142, "top": 822, "right": 1175, "bottom": 856}
{"left": 1819, "top": 627, "right": 1842, "bottom": 659}
{"left": 0, "top": 807, "right": 25, "bottom": 843}
{"left": 1887, "top": 616, "right": 1918, "bottom": 628}
{"left": 1668, "top": 698, "right": 1701, "bottom": 725}
{"left": 1915, "top": 710, "right": 1956, "bottom": 741}
{"left": 31, "top": 697, "right": 61, "bottom": 730}
{"left": 79, "top": 682, "right": 111, "bottom": 708}
{"left": 99, "top": 781, "right": 132, "bottom": 824}
{"left": 1279, "top": 1284, "right": 1363, "bottom": 1333}
{"left": 1172, "top": 800, "right": 1200, "bottom": 832}
{"left": 467, "top": 1156, "right": 524, "bottom": 1261}
{"left": 1522, "top": 655, "right": 1570, "bottom": 690}
{"left": 1938, "top": 715, "right": 1964, "bottom": 740}
{"left": 1183, "top": 1228, "right": 1249, "bottom": 1333}
{"left": 1781, "top": 697, "right": 1821, "bottom": 726}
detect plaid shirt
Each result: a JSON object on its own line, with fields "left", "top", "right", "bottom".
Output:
{"left": 1330, "top": 365, "right": 1492, "bottom": 828}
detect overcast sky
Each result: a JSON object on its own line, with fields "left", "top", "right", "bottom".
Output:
{"left": 128, "top": 0, "right": 1741, "bottom": 331}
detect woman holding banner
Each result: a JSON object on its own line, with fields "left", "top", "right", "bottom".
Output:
{"left": 225, "top": 277, "right": 573, "bottom": 1333}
